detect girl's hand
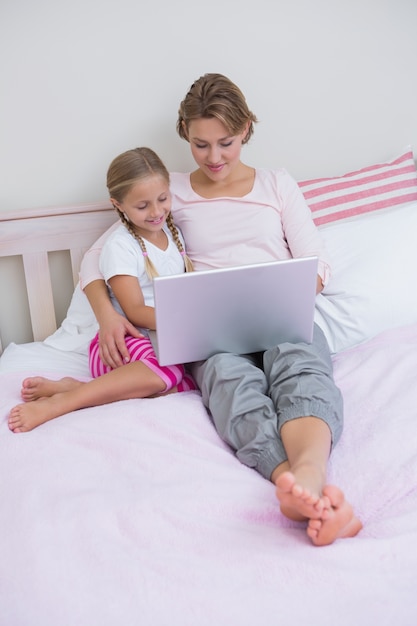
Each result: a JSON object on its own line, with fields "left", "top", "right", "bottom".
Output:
{"left": 98, "top": 309, "right": 142, "bottom": 369}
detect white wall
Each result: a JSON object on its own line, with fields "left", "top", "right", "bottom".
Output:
{"left": 1, "top": 0, "right": 416, "bottom": 213}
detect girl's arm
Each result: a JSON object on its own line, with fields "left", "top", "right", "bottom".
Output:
{"left": 108, "top": 275, "right": 156, "bottom": 330}
{"left": 84, "top": 279, "right": 142, "bottom": 369}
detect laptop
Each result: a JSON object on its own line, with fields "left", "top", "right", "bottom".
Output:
{"left": 149, "top": 256, "right": 318, "bottom": 366}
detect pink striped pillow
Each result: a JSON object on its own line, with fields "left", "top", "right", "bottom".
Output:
{"left": 299, "top": 148, "right": 417, "bottom": 227}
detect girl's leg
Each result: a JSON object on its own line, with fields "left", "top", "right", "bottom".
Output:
{"left": 90, "top": 333, "right": 197, "bottom": 392}
{"left": 20, "top": 370, "right": 196, "bottom": 403}
{"left": 21, "top": 376, "right": 83, "bottom": 401}
{"left": 10, "top": 335, "right": 197, "bottom": 433}
{"left": 9, "top": 360, "right": 166, "bottom": 433}
{"left": 19, "top": 334, "right": 170, "bottom": 403}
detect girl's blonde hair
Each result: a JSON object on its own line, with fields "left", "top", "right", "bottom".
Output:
{"left": 106, "top": 147, "right": 193, "bottom": 278}
{"left": 177, "top": 73, "right": 258, "bottom": 143}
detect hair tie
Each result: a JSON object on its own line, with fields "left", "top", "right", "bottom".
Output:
{"left": 142, "top": 251, "right": 148, "bottom": 257}
{"left": 180, "top": 250, "right": 185, "bottom": 256}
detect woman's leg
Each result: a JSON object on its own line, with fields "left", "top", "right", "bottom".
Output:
{"left": 193, "top": 329, "right": 361, "bottom": 544}
{"left": 264, "top": 324, "right": 361, "bottom": 544}
{"left": 191, "top": 352, "right": 286, "bottom": 479}
{"left": 264, "top": 323, "right": 343, "bottom": 506}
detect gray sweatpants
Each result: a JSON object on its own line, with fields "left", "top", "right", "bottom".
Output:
{"left": 190, "top": 323, "right": 343, "bottom": 480}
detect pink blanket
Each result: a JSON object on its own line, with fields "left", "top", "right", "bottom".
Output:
{"left": 1, "top": 324, "right": 416, "bottom": 626}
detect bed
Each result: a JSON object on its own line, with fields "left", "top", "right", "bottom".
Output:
{"left": 1, "top": 149, "right": 417, "bottom": 626}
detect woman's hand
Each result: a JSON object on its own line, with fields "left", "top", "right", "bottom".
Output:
{"left": 316, "top": 275, "right": 324, "bottom": 294}
{"left": 83, "top": 279, "right": 142, "bottom": 369}
{"left": 98, "top": 308, "right": 142, "bottom": 369}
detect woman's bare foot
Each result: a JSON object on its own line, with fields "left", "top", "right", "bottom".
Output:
{"left": 21, "top": 376, "right": 82, "bottom": 402}
{"left": 307, "top": 485, "right": 362, "bottom": 546}
{"left": 275, "top": 470, "right": 330, "bottom": 522}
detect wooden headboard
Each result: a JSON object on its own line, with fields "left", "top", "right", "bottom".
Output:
{"left": 0, "top": 202, "right": 116, "bottom": 353}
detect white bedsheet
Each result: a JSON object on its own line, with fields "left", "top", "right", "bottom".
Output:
{"left": 1, "top": 323, "right": 417, "bottom": 626}
{"left": 0, "top": 341, "right": 90, "bottom": 376}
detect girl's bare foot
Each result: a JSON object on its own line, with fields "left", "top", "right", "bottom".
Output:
{"left": 21, "top": 376, "right": 82, "bottom": 402}
{"left": 307, "top": 485, "right": 363, "bottom": 546}
{"left": 8, "top": 395, "right": 70, "bottom": 433}
{"left": 275, "top": 470, "right": 330, "bottom": 522}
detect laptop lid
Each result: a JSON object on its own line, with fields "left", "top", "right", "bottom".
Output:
{"left": 149, "top": 256, "right": 318, "bottom": 366}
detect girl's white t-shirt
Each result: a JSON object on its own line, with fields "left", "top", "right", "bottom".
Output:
{"left": 99, "top": 223, "right": 185, "bottom": 325}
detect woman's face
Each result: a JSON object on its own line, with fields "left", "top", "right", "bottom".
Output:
{"left": 186, "top": 117, "right": 248, "bottom": 182}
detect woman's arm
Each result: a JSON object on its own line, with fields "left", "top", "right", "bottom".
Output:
{"left": 279, "top": 171, "right": 331, "bottom": 289}
{"left": 79, "top": 222, "right": 143, "bottom": 368}
{"left": 84, "top": 280, "right": 142, "bottom": 369}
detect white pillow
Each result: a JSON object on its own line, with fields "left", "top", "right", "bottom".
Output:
{"left": 298, "top": 148, "right": 417, "bottom": 353}
{"left": 314, "top": 203, "right": 417, "bottom": 353}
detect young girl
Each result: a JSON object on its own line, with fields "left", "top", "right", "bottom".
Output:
{"left": 8, "top": 147, "right": 197, "bottom": 433}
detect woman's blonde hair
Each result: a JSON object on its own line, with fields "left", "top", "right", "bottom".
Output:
{"left": 107, "top": 147, "right": 193, "bottom": 278}
{"left": 177, "top": 73, "right": 258, "bottom": 143}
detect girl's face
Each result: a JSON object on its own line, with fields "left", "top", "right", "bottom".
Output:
{"left": 186, "top": 117, "right": 248, "bottom": 182}
{"left": 113, "top": 175, "right": 171, "bottom": 239}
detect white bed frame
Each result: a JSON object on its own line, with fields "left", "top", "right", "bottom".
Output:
{"left": 0, "top": 203, "right": 116, "bottom": 353}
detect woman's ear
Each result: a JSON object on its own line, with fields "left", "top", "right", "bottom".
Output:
{"left": 181, "top": 120, "right": 189, "bottom": 139}
{"left": 110, "top": 198, "right": 121, "bottom": 211}
{"left": 242, "top": 121, "right": 251, "bottom": 142}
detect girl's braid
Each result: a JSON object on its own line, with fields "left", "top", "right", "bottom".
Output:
{"left": 166, "top": 213, "right": 194, "bottom": 273}
{"left": 116, "top": 207, "right": 159, "bottom": 279}
{"left": 116, "top": 208, "right": 194, "bottom": 278}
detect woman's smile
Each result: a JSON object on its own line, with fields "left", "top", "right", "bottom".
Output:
{"left": 206, "top": 163, "right": 225, "bottom": 173}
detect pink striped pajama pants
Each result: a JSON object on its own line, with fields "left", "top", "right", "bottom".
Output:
{"left": 89, "top": 334, "right": 197, "bottom": 393}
